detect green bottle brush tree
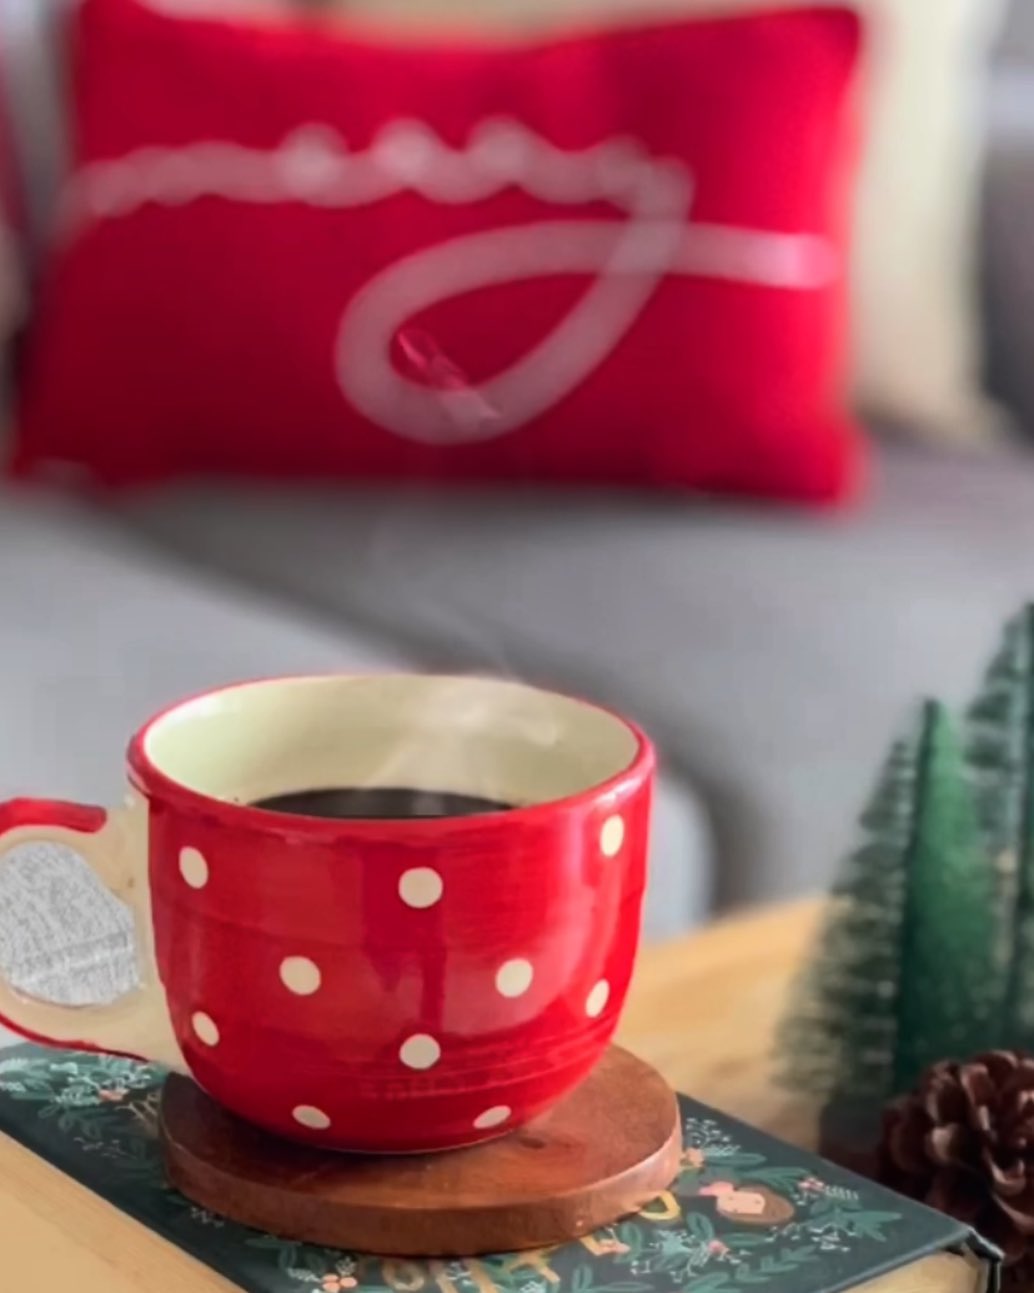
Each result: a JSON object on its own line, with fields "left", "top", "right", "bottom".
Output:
{"left": 780, "top": 607, "right": 1034, "bottom": 1157}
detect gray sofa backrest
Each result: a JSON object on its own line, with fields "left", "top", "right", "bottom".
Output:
{"left": 985, "top": 0, "right": 1034, "bottom": 431}
{"left": 998, "top": 0, "right": 1034, "bottom": 63}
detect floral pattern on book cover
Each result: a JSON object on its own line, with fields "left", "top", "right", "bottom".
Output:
{"left": 0, "top": 1050, "right": 923, "bottom": 1293}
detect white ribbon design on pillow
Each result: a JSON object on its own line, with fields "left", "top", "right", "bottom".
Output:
{"left": 63, "top": 121, "right": 838, "bottom": 445}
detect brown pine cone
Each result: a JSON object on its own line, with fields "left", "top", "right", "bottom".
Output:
{"left": 879, "top": 1051, "right": 1034, "bottom": 1289}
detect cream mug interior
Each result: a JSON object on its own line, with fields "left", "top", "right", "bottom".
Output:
{"left": 140, "top": 674, "right": 642, "bottom": 811}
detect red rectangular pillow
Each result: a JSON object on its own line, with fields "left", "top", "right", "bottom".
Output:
{"left": 13, "top": 0, "right": 865, "bottom": 502}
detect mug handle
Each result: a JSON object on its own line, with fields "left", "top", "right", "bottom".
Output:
{"left": 0, "top": 797, "right": 183, "bottom": 1069}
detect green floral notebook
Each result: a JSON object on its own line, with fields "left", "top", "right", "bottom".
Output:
{"left": 0, "top": 1046, "right": 1000, "bottom": 1293}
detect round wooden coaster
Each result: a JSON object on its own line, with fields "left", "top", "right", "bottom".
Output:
{"left": 160, "top": 1046, "right": 681, "bottom": 1256}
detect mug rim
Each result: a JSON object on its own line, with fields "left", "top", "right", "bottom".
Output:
{"left": 126, "top": 673, "right": 654, "bottom": 834}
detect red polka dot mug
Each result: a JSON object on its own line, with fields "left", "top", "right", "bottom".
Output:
{"left": 0, "top": 675, "right": 654, "bottom": 1152}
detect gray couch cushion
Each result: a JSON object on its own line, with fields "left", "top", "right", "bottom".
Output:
{"left": 0, "top": 486, "right": 410, "bottom": 802}
{"left": 985, "top": 71, "right": 1034, "bottom": 435}
{"left": 117, "top": 440, "right": 1034, "bottom": 909}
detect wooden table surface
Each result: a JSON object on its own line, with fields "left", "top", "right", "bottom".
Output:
{"left": 1, "top": 899, "right": 823, "bottom": 1293}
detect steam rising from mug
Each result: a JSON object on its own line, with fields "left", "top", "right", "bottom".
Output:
{"left": 349, "top": 673, "right": 564, "bottom": 808}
